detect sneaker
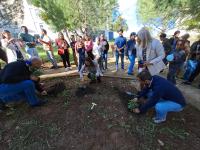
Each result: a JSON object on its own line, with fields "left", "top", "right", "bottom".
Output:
{"left": 68, "top": 67, "right": 72, "bottom": 70}
{"left": 65, "top": 68, "right": 70, "bottom": 71}
{"left": 100, "top": 72, "right": 103, "bottom": 76}
{"left": 152, "top": 117, "right": 166, "bottom": 124}
{"left": 31, "top": 100, "right": 47, "bottom": 108}
{"left": 182, "top": 81, "right": 191, "bottom": 85}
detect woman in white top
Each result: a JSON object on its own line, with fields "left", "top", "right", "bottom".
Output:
{"left": 2, "top": 30, "right": 26, "bottom": 63}
{"left": 136, "top": 27, "right": 165, "bottom": 75}
{"left": 93, "top": 37, "right": 103, "bottom": 74}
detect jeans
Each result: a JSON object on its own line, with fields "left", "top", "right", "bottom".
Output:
{"left": 155, "top": 100, "right": 183, "bottom": 120}
{"left": 167, "top": 64, "right": 181, "bottom": 84}
{"left": 78, "top": 55, "right": 85, "bottom": 71}
{"left": 128, "top": 55, "right": 135, "bottom": 74}
{"left": 115, "top": 52, "right": 124, "bottom": 70}
{"left": 0, "top": 80, "right": 40, "bottom": 106}
{"left": 46, "top": 51, "right": 57, "bottom": 67}
{"left": 102, "top": 51, "right": 108, "bottom": 69}
{"left": 188, "top": 60, "right": 200, "bottom": 82}
{"left": 184, "top": 60, "right": 198, "bottom": 80}
{"left": 26, "top": 47, "right": 39, "bottom": 58}
{"left": 72, "top": 49, "right": 78, "bottom": 66}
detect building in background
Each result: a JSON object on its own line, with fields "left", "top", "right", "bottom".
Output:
{"left": 0, "top": 0, "right": 56, "bottom": 39}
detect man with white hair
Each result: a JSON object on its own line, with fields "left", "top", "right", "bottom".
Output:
{"left": 0, "top": 57, "right": 47, "bottom": 111}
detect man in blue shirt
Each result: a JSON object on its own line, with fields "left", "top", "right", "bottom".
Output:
{"left": 133, "top": 71, "right": 186, "bottom": 124}
{"left": 126, "top": 32, "right": 137, "bottom": 75}
{"left": 114, "top": 29, "right": 127, "bottom": 71}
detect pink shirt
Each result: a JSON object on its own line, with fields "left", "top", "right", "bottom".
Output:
{"left": 84, "top": 40, "right": 93, "bottom": 52}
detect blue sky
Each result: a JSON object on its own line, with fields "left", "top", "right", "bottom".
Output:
{"left": 118, "top": 0, "right": 141, "bottom": 36}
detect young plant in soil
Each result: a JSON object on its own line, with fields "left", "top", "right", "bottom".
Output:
{"left": 128, "top": 99, "right": 139, "bottom": 110}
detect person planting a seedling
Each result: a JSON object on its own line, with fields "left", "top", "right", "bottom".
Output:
{"left": 132, "top": 70, "right": 186, "bottom": 124}
{"left": 0, "top": 57, "right": 47, "bottom": 111}
{"left": 79, "top": 57, "right": 101, "bottom": 84}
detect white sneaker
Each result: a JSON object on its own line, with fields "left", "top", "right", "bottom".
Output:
{"left": 100, "top": 71, "right": 103, "bottom": 76}
{"left": 69, "top": 67, "right": 72, "bottom": 70}
{"left": 152, "top": 117, "right": 166, "bottom": 124}
{"left": 65, "top": 68, "right": 70, "bottom": 71}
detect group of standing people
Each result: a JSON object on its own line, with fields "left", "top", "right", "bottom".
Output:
{"left": 159, "top": 30, "right": 200, "bottom": 88}
{"left": 0, "top": 26, "right": 193, "bottom": 124}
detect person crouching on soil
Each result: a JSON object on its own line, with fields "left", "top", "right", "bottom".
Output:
{"left": 79, "top": 57, "right": 101, "bottom": 84}
{"left": 132, "top": 71, "right": 186, "bottom": 124}
{"left": 0, "top": 57, "right": 47, "bottom": 112}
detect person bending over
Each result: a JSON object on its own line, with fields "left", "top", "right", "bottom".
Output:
{"left": 0, "top": 57, "right": 47, "bottom": 111}
{"left": 132, "top": 71, "right": 186, "bottom": 124}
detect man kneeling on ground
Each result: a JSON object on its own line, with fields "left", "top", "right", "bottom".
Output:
{"left": 132, "top": 71, "right": 186, "bottom": 124}
{"left": 0, "top": 57, "right": 47, "bottom": 111}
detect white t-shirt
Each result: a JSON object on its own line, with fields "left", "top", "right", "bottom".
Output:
{"left": 42, "top": 35, "right": 51, "bottom": 51}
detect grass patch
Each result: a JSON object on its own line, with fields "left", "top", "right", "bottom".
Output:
{"left": 9, "top": 119, "right": 61, "bottom": 150}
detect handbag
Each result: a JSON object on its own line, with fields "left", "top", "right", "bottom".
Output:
{"left": 58, "top": 48, "right": 65, "bottom": 55}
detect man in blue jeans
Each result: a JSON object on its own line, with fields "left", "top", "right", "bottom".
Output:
{"left": 18, "top": 26, "right": 39, "bottom": 58}
{"left": 114, "top": 29, "right": 127, "bottom": 71}
{"left": 0, "top": 57, "right": 47, "bottom": 111}
{"left": 132, "top": 71, "right": 186, "bottom": 124}
{"left": 126, "top": 32, "right": 137, "bottom": 75}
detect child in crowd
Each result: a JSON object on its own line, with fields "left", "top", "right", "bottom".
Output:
{"left": 79, "top": 57, "right": 101, "bottom": 84}
{"left": 167, "top": 40, "right": 186, "bottom": 84}
{"left": 76, "top": 37, "right": 85, "bottom": 72}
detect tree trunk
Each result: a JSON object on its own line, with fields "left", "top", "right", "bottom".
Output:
{"left": 63, "top": 28, "right": 71, "bottom": 44}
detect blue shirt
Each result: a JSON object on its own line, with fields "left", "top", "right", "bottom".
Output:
{"left": 138, "top": 76, "right": 186, "bottom": 113}
{"left": 114, "top": 36, "right": 127, "bottom": 53}
{"left": 126, "top": 39, "right": 136, "bottom": 56}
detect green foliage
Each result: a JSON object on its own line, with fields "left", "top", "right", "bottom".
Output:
{"left": 128, "top": 100, "right": 139, "bottom": 110}
{"left": 112, "top": 16, "right": 128, "bottom": 32}
{"left": 137, "top": 0, "right": 200, "bottom": 31}
{"left": 30, "top": 0, "right": 118, "bottom": 34}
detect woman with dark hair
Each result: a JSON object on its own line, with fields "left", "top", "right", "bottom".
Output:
{"left": 79, "top": 57, "right": 101, "bottom": 84}
{"left": 18, "top": 26, "right": 39, "bottom": 58}
{"left": 167, "top": 39, "right": 186, "bottom": 84}
{"left": 55, "top": 32, "right": 71, "bottom": 71}
{"left": 169, "top": 30, "right": 181, "bottom": 50}
{"left": 2, "top": 30, "right": 26, "bottom": 63}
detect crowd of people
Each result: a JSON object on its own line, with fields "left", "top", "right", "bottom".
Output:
{"left": 1, "top": 25, "right": 200, "bottom": 124}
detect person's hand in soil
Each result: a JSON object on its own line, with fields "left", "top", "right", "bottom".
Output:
{"left": 132, "top": 108, "right": 140, "bottom": 114}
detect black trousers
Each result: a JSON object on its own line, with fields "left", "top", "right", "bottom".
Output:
{"left": 60, "top": 49, "right": 71, "bottom": 68}
{"left": 188, "top": 61, "right": 200, "bottom": 82}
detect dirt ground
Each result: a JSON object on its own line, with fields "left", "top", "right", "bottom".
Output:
{"left": 0, "top": 77, "right": 200, "bottom": 150}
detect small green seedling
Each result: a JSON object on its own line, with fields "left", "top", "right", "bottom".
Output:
{"left": 128, "top": 99, "right": 139, "bottom": 110}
